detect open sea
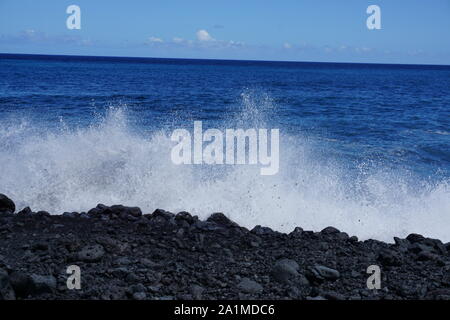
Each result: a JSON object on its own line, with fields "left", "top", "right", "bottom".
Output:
{"left": 0, "top": 53, "right": 449, "bottom": 241}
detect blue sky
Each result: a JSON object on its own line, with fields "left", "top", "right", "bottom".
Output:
{"left": 1, "top": 0, "right": 450, "bottom": 64}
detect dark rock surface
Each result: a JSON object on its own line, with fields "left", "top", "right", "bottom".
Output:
{"left": 0, "top": 194, "right": 15, "bottom": 214}
{"left": 0, "top": 197, "right": 448, "bottom": 300}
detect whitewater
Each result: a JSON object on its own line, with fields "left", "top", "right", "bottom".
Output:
{"left": 0, "top": 104, "right": 449, "bottom": 243}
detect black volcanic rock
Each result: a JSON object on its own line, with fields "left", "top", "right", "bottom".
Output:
{"left": 17, "top": 207, "right": 32, "bottom": 215}
{"left": 9, "top": 271, "right": 31, "bottom": 297}
{"left": 0, "top": 194, "right": 15, "bottom": 214}
{"left": 271, "top": 258, "right": 300, "bottom": 284}
{"left": 0, "top": 200, "right": 448, "bottom": 300}
{"left": 77, "top": 244, "right": 105, "bottom": 262}
{"left": 406, "top": 233, "right": 426, "bottom": 243}
{"left": 0, "top": 269, "right": 15, "bottom": 300}
{"left": 321, "top": 226, "right": 340, "bottom": 234}
{"left": 237, "top": 278, "right": 263, "bottom": 294}
{"left": 28, "top": 274, "right": 57, "bottom": 294}
{"left": 206, "top": 212, "right": 238, "bottom": 228}
{"left": 378, "top": 249, "right": 403, "bottom": 266}
{"left": 306, "top": 265, "right": 340, "bottom": 282}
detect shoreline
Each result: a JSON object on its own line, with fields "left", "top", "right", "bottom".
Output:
{"left": 0, "top": 194, "right": 449, "bottom": 300}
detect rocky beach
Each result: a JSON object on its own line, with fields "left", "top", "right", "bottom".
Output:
{"left": 0, "top": 194, "right": 449, "bottom": 300}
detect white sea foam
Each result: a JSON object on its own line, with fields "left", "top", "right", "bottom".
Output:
{"left": 0, "top": 106, "right": 449, "bottom": 242}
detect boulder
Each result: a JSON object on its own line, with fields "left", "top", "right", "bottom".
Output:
{"left": 17, "top": 207, "right": 32, "bottom": 215}
{"left": 406, "top": 233, "right": 425, "bottom": 243}
{"left": 207, "top": 212, "right": 238, "bottom": 228}
{"left": 0, "top": 194, "right": 15, "bottom": 213}
{"left": 189, "top": 284, "right": 204, "bottom": 300}
{"left": 237, "top": 278, "right": 263, "bottom": 294}
{"left": 289, "top": 227, "right": 303, "bottom": 237}
{"left": 9, "top": 271, "right": 31, "bottom": 297}
{"left": 252, "top": 225, "right": 276, "bottom": 235}
{"left": 321, "top": 226, "right": 340, "bottom": 234}
{"left": 77, "top": 244, "right": 105, "bottom": 262}
{"left": 132, "top": 292, "right": 146, "bottom": 300}
{"left": 151, "top": 209, "right": 174, "bottom": 220}
{"left": 271, "top": 258, "right": 309, "bottom": 286}
{"left": 29, "top": 274, "right": 57, "bottom": 294}
{"left": 378, "top": 249, "right": 403, "bottom": 266}
{"left": 9, "top": 272, "right": 56, "bottom": 296}
{"left": 0, "top": 269, "right": 15, "bottom": 300}
{"left": 307, "top": 265, "right": 340, "bottom": 282}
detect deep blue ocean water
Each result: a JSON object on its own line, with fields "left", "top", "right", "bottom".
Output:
{"left": 0, "top": 54, "right": 449, "bottom": 241}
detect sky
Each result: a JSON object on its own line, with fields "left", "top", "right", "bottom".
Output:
{"left": 1, "top": 0, "right": 450, "bottom": 64}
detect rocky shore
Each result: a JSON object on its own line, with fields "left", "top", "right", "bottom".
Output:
{"left": 0, "top": 194, "right": 449, "bottom": 300}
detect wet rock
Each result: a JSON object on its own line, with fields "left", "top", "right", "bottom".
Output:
{"left": 17, "top": 207, "right": 32, "bottom": 215}
{"left": 110, "top": 205, "right": 126, "bottom": 214}
{"left": 87, "top": 207, "right": 102, "bottom": 216}
{"left": 127, "top": 207, "right": 142, "bottom": 218}
{"left": 252, "top": 225, "right": 275, "bottom": 235}
{"left": 175, "top": 211, "right": 195, "bottom": 225}
{"left": 151, "top": 209, "right": 174, "bottom": 220}
{"left": 406, "top": 233, "right": 425, "bottom": 243}
{"left": 62, "top": 212, "right": 79, "bottom": 218}
{"left": 0, "top": 194, "right": 15, "bottom": 214}
{"left": 237, "top": 278, "right": 263, "bottom": 294}
{"left": 207, "top": 212, "right": 238, "bottom": 228}
{"left": 289, "top": 227, "right": 303, "bottom": 237}
{"left": 321, "top": 226, "right": 340, "bottom": 234}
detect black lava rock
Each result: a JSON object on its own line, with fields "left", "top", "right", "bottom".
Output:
{"left": 0, "top": 203, "right": 447, "bottom": 300}
{"left": 0, "top": 194, "right": 15, "bottom": 214}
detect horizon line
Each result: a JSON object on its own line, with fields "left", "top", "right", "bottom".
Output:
{"left": 1, "top": 52, "right": 450, "bottom": 68}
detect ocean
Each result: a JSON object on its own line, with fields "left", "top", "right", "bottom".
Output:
{"left": 0, "top": 53, "right": 449, "bottom": 242}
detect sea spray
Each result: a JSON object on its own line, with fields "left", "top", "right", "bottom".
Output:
{"left": 0, "top": 107, "right": 449, "bottom": 242}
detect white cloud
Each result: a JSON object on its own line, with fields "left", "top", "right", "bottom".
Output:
{"left": 0, "top": 29, "right": 94, "bottom": 46}
{"left": 142, "top": 30, "right": 244, "bottom": 51}
{"left": 148, "top": 36, "right": 163, "bottom": 43}
{"left": 355, "top": 47, "right": 373, "bottom": 53}
{"left": 283, "top": 42, "right": 292, "bottom": 49}
{"left": 196, "top": 29, "right": 214, "bottom": 42}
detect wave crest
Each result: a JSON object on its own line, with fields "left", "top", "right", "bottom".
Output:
{"left": 0, "top": 106, "right": 449, "bottom": 242}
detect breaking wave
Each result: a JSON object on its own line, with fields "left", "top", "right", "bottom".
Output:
{"left": 0, "top": 104, "right": 449, "bottom": 242}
